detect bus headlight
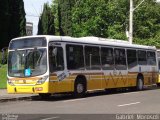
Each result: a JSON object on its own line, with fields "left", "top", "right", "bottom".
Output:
{"left": 36, "top": 75, "right": 48, "bottom": 85}
{"left": 8, "top": 78, "right": 14, "bottom": 86}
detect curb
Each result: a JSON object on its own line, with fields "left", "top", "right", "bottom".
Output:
{"left": 0, "top": 96, "right": 38, "bottom": 102}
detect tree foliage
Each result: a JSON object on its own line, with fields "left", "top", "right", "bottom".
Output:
{"left": 9, "top": 0, "right": 26, "bottom": 40}
{"left": 0, "top": 0, "right": 10, "bottom": 49}
{"left": 38, "top": 3, "right": 55, "bottom": 35}
{"left": 72, "top": 0, "right": 108, "bottom": 37}
{"left": 133, "top": 0, "right": 160, "bottom": 46}
{"left": 50, "top": 0, "right": 74, "bottom": 36}
{"left": 0, "top": 0, "right": 26, "bottom": 49}
{"left": 39, "top": 0, "right": 160, "bottom": 47}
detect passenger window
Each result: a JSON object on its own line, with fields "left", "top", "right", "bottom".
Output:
{"left": 147, "top": 51, "right": 156, "bottom": 65}
{"left": 101, "top": 47, "right": 114, "bottom": 70}
{"left": 114, "top": 48, "right": 127, "bottom": 70}
{"left": 66, "top": 45, "right": 84, "bottom": 70}
{"left": 138, "top": 50, "right": 147, "bottom": 65}
{"left": 85, "top": 46, "right": 101, "bottom": 70}
{"left": 127, "top": 49, "right": 137, "bottom": 68}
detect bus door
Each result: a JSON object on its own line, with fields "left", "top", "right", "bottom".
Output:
{"left": 85, "top": 46, "right": 102, "bottom": 90}
{"left": 113, "top": 48, "right": 128, "bottom": 88}
{"left": 49, "top": 42, "right": 70, "bottom": 93}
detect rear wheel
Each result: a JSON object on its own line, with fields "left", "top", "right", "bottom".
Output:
{"left": 74, "top": 79, "right": 86, "bottom": 98}
{"left": 136, "top": 77, "right": 144, "bottom": 91}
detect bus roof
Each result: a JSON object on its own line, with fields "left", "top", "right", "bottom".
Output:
{"left": 11, "top": 35, "right": 156, "bottom": 50}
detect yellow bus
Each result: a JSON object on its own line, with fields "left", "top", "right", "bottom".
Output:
{"left": 7, "top": 35, "right": 158, "bottom": 98}
{"left": 156, "top": 49, "right": 160, "bottom": 86}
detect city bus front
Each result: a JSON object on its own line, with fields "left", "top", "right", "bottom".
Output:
{"left": 7, "top": 37, "right": 49, "bottom": 94}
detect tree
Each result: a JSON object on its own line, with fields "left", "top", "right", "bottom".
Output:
{"left": 38, "top": 3, "right": 55, "bottom": 35}
{"left": 0, "top": 0, "right": 10, "bottom": 49}
{"left": 8, "top": 0, "right": 26, "bottom": 41}
{"left": 51, "top": 0, "right": 74, "bottom": 36}
{"left": 58, "top": 0, "right": 74, "bottom": 36}
{"left": 50, "top": 0, "right": 160, "bottom": 47}
{"left": 51, "top": 0, "right": 61, "bottom": 35}
{"left": 134, "top": 0, "right": 160, "bottom": 37}
{"left": 71, "top": 0, "right": 129, "bottom": 40}
{"left": 72, "top": 0, "right": 109, "bottom": 37}
{"left": 0, "top": 0, "right": 26, "bottom": 49}
{"left": 106, "top": 0, "right": 129, "bottom": 40}
{"left": 71, "top": 0, "right": 160, "bottom": 44}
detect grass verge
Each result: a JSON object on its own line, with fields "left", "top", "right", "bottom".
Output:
{"left": 0, "top": 64, "right": 7, "bottom": 89}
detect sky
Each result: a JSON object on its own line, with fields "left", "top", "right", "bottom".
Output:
{"left": 24, "top": 0, "right": 52, "bottom": 35}
{"left": 24, "top": 0, "right": 160, "bottom": 35}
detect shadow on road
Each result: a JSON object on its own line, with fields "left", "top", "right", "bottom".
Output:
{"left": 30, "top": 86, "right": 160, "bottom": 102}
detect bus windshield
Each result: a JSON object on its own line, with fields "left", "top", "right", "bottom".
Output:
{"left": 9, "top": 37, "right": 47, "bottom": 49}
{"left": 8, "top": 48, "right": 47, "bottom": 77}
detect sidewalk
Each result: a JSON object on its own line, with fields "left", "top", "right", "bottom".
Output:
{"left": 0, "top": 89, "right": 37, "bottom": 102}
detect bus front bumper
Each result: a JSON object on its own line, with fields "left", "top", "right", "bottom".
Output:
{"left": 7, "top": 83, "right": 49, "bottom": 94}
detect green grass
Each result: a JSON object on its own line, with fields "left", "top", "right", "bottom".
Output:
{"left": 0, "top": 64, "right": 7, "bottom": 89}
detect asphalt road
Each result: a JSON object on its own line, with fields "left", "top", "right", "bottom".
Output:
{"left": 0, "top": 87, "right": 160, "bottom": 120}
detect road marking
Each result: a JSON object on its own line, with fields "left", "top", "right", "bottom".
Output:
{"left": 41, "top": 116, "right": 59, "bottom": 120}
{"left": 122, "top": 91, "right": 139, "bottom": 95}
{"left": 118, "top": 102, "right": 140, "bottom": 107}
{"left": 63, "top": 98, "right": 86, "bottom": 103}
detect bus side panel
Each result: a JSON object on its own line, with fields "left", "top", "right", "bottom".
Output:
{"left": 102, "top": 71, "right": 129, "bottom": 89}
{"left": 143, "top": 65, "right": 158, "bottom": 85}
{"left": 87, "top": 73, "right": 103, "bottom": 90}
{"left": 127, "top": 72, "right": 137, "bottom": 87}
{"left": 87, "top": 73, "right": 132, "bottom": 90}
{"left": 49, "top": 75, "right": 75, "bottom": 93}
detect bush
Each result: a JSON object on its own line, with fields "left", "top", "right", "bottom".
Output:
{"left": 0, "top": 64, "right": 7, "bottom": 89}
{"left": 0, "top": 49, "right": 8, "bottom": 64}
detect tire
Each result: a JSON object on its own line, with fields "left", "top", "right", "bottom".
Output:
{"left": 136, "top": 77, "right": 144, "bottom": 91}
{"left": 74, "top": 79, "right": 86, "bottom": 98}
{"left": 39, "top": 93, "right": 51, "bottom": 99}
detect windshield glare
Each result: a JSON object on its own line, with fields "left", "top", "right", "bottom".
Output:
{"left": 8, "top": 48, "right": 47, "bottom": 77}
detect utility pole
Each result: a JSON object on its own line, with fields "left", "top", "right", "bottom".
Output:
{"left": 129, "top": 0, "right": 145, "bottom": 44}
{"left": 129, "top": 0, "right": 133, "bottom": 44}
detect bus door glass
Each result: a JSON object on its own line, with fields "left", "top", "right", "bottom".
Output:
{"left": 114, "top": 48, "right": 127, "bottom": 87}
{"left": 49, "top": 43, "right": 64, "bottom": 73}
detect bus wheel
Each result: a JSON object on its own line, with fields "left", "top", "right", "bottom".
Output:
{"left": 136, "top": 77, "right": 144, "bottom": 91}
{"left": 39, "top": 93, "right": 51, "bottom": 99}
{"left": 74, "top": 79, "right": 86, "bottom": 98}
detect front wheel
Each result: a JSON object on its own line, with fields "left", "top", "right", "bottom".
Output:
{"left": 74, "top": 80, "right": 86, "bottom": 98}
{"left": 136, "top": 77, "right": 144, "bottom": 91}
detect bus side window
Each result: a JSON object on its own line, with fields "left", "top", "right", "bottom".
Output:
{"left": 85, "top": 46, "right": 101, "bottom": 70}
{"left": 66, "top": 44, "right": 84, "bottom": 70}
{"left": 114, "top": 48, "right": 127, "bottom": 70}
{"left": 49, "top": 46, "right": 64, "bottom": 72}
{"left": 127, "top": 49, "right": 137, "bottom": 69}
{"left": 101, "top": 47, "right": 114, "bottom": 70}
{"left": 147, "top": 51, "right": 156, "bottom": 65}
{"left": 138, "top": 50, "right": 147, "bottom": 65}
